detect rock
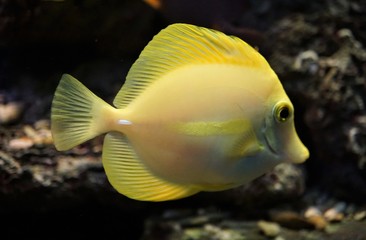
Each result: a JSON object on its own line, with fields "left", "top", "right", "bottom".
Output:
{"left": 269, "top": 7, "right": 366, "bottom": 202}
{"left": 293, "top": 50, "right": 319, "bottom": 74}
{"left": 353, "top": 211, "right": 366, "bottom": 221}
{"left": 203, "top": 224, "right": 244, "bottom": 240}
{"left": 7, "top": 120, "right": 54, "bottom": 150}
{"left": 56, "top": 156, "right": 102, "bottom": 179}
{"left": 325, "top": 221, "right": 366, "bottom": 239}
{"left": 0, "top": 150, "right": 22, "bottom": 180}
{"left": 0, "top": 102, "right": 23, "bottom": 124}
{"left": 324, "top": 202, "right": 346, "bottom": 222}
{"left": 8, "top": 137, "right": 34, "bottom": 150}
{"left": 306, "top": 215, "right": 328, "bottom": 230}
{"left": 270, "top": 210, "right": 315, "bottom": 230}
{"left": 27, "top": 121, "right": 53, "bottom": 146}
{"left": 304, "top": 206, "right": 328, "bottom": 230}
{"left": 257, "top": 220, "right": 281, "bottom": 237}
{"left": 304, "top": 206, "right": 322, "bottom": 218}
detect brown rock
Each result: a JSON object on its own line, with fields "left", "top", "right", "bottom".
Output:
{"left": 257, "top": 220, "right": 281, "bottom": 237}
{"left": 0, "top": 102, "right": 23, "bottom": 124}
{"left": 304, "top": 206, "right": 328, "bottom": 230}
{"left": 8, "top": 137, "right": 34, "bottom": 150}
{"left": 270, "top": 210, "right": 314, "bottom": 230}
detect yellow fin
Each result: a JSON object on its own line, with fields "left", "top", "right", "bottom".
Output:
{"left": 102, "top": 132, "right": 199, "bottom": 201}
{"left": 51, "top": 74, "right": 113, "bottom": 151}
{"left": 230, "top": 126, "right": 263, "bottom": 157}
{"left": 113, "top": 23, "right": 272, "bottom": 108}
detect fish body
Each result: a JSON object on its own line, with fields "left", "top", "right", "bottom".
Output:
{"left": 51, "top": 24, "right": 309, "bottom": 201}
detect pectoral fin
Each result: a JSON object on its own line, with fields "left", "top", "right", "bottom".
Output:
{"left": 230, "top": 128, "right": 263, "bottom": 157}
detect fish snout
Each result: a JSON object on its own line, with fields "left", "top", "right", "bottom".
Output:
{"left": 284, "top": 138, "right": 309, "bottom": 164}
{"left": 289, "top": 146, "right": 309, "bottom": 164}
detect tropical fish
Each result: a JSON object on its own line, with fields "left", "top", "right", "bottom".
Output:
{"left": 51, "top": 23, "right": 309, "bottom": 202}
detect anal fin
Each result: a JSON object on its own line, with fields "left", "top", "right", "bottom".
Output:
{"left": 102, "top": 132, "right": 199, "bottom": 201}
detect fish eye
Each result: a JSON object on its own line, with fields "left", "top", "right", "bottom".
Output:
{"left": 274, "top": 102, "right": 292, "bottom": 123}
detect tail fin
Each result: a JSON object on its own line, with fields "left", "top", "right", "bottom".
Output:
{"left": 51, "top": 74, "right": 113, "bottom": 151}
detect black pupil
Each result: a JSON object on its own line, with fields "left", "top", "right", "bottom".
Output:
{"left": 279, "top": 107, "right": 289, "bottom": 119}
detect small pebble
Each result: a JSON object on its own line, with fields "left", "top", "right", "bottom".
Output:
{"left": 354, "top": 211, "right": 366, "bottom": 221}
{"left": 34, "top": 119, "right": 50, "bottom": 129}
{"left": 270, "top": 210, "right": 314, "bottom": 230}
{"left": 293, "top": 50, "right": 319, "bottom": 74}
{"left": 0, "top": 102, "right": 23, "bottom": 124}
{"left": 304, "top": 206, "right": 322, "bottom": 218}
{"left": 304, "top": 206, "right": 328, "bottom": 230}
{"left": 324, "top": 202, "right": 346, "bottom": 222}
{"left": 24, "top": 125, "right": 39, "bottom": 139}
{"left": 306, "top": 215, "right": 328, "bottom": 230}
{"left": 24, "top": 123, "right": 53, "bottom": 146}
{"left": 324, "top": 209, "right": 344, "bottom": 222}
{"left": 257, "top": 220, "right": 281, "bottom": 237}
{"left": 8, "top": 137, "right": 34, "bottom": 150}
{"left": 274, "top": 236, "right": 285, "bottom": 240}
{"left": 37, "top": 129, "right": 53, "bottom": 145}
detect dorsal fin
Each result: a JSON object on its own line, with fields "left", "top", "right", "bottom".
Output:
{"left": 113, "top": 23, "right": 272, "bottom": 108}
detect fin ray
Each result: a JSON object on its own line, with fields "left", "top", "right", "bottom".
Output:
{"left": 231, "top": 124, "right": 262, "bottom": 157}
{"left": 102, "top": 132, "right": 198, "bottom": 201}
{"left": 113, "top": 24, "right": 271, "bottom": 108}
{"left": 51, "top": 74, "right": 113, "bottom": 151}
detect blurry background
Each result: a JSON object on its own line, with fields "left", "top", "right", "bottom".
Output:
{"left": 0, "top": 0, "right": 365, "bottom": 239}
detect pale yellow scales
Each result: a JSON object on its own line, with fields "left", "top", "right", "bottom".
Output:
{"left": 51, "top": 24, "right": 309, "bottom": 201}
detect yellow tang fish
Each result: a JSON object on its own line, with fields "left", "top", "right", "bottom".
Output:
{"left": 51, "top": 24, "right": 309, "bottom": 201}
